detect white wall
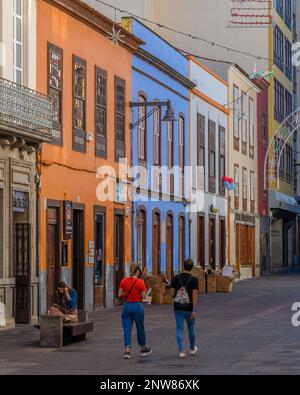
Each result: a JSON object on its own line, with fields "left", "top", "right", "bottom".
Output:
{"left": 189, "top": 59, "right": 228, "bottom": 266}
{"left": 0, "top": 0, "right": 36, "bottom": 89}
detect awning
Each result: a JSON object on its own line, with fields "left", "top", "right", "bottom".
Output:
{"left": 269, "top": 191, "right": 300, "bottom": 215}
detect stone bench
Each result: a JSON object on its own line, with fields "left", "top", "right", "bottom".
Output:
{"left": 35, "top": 310, "right": 94, "bottom": 348}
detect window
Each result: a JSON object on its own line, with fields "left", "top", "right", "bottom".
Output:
{"left": 286, "top": 145, "right": 293, "bottom": 183}
{"left": 250, "top": 171, "right": 255, "bottom": 214}
{"left": 249, "top": 97, "right": 255, "bottom": 158}
{"left": 279, "top": 145, "right": 285, "bottom": 179}
{"left": 73, "top": 56, "right": 87, "bottom": 152}
{"left": 233, "top": 85, "right": 239, "bottom": 150}
{"left": 153, "top": 103, "right": 161, "bottom": 166}
{"left": 167, "top": 121, "right": 174, "bottom": 168}
{"left": 48, "top": 43, "right": 63, "bottom": 143}
{"left": 285, "top": 39, "right": 292, "bottom": 80}
{"left": 276, "top": 0, "right": 283, "bottom": 18}
{"left": 13, "top": 0, "right": 22, "bottom": 84}
{"left": 208, "top": 120, "right": 216, "bottom": 193}
{"left": 137, "top": 208, "right": 146, "bottom": 268}
{"left": 95, "top": 67, "right": 107, "bottom": 157}
{"left": 179, "top": 115, "right": 185, "bottom": 198}
{"left": 179, "top": 116, "right": 185, "bottom": 172}
{"left": 274, "top": 26, "right": 284, "bottom": 71}
{"left": 197, "top": 114, "right": 205, "bottom": 190}
{"left": 241, "top": 92, "right": 247, "bottom": 152}
{"left": 274, "top": 79, "right": 284, "bottom": 123}
{"left": 115, "top": 77, "right": 126, "bottom": 161}
{"left": 242, "top": 168, "right": 248, "bottom": 212}
{"left": 285, "top": 0, "right": 291, "bottom": 29}
{"left": 234, "top": 164, "right": 239, "bottom": 210}
{"left": 138, "top": 95, "right": 147, "bottom": 161}
{"left": 219, "top": 126, "right": 226, "bottom": 196}
{"left": 285, "top": 90, "right": 292, "bottom": 118}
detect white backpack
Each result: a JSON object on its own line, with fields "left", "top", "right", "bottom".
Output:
{"left": 174, "top": 274, "right": 192, "bottom": 306}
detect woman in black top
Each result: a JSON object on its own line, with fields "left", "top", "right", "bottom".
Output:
{"left": 170, "top": 259, "right": 199, "bottom": 358}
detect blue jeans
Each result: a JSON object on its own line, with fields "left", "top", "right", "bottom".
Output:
{"left": 175, "top": 311, "right": 196, "bottom": 353}
{"left": 122, "top": 302, "right": 146, "bottom": 348}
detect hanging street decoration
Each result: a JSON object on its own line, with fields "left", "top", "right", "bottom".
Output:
{"left": 249, "top": 70, "right": 274, "bottom": 80}
{"left": 223, "top": 176, "right": 236, "bottom": 191}
{"left": 108, "top": 25, "right": 125, "bottom": 45}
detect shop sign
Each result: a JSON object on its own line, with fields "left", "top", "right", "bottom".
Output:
{"left": 63, "top": 200, "right": 73, "bottom": 240}
{"left": 13, "top": 191, "right": 29, "bottom": 212}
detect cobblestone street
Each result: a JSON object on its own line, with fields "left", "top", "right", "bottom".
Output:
{"left": 1, "top": 271, "right": 300, "bottom": 375}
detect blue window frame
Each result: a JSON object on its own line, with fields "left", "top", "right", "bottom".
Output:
{"left": 274, "top": 26, "right": 284, "bottom": 71}
{"left": 276, "top": 0, "right": 284, "bottom": 18}
{"left": 285, "top": 39, "right": 292, "bottom": 80}
{"left": 285, "top": 89, "right": 292, "bottom": 118}
{"left": 284, "top": 0, "right": 291, "bottom": 29}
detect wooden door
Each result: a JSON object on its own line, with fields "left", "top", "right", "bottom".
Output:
{"left": 137, "top": 209, "right": 146, "bottom": 268}
{"left": 250, "top": 226, "right": 256, "bottom": 277}
{"left": 73, "top": 209, "right": 85, "bottom": 309}
{"left": 235, "top": 224, "right": 240, "bottom": 273}
{"left": 219, "top": 218, "right": 226, "bottom": 268}
{"left": 15, "top": 224, "right": 30, "bottom": 323}
{"left": 46, "top": 208, "right": 59, "bottom": 310}
{"left": 94, "top": 211, "right": 105, "bottom": 308}
{"left": 166, "top": 213, "right": 173, "bottom": 281}
{"left": 114, "top": 213, "right": 124, "bottom": 304}
{"left": 178, "top": 215, "right": 185, "bottom": 272}
{"left": 152, "top": 211, "right": 161, "bottom": 275}
{"left": 198, "top": 215, "right": 205, "bottom": 268}
{"left": 209, "top": 217, "right": 216, "bottom": 269}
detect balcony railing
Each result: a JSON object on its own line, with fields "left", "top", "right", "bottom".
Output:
{"left": 0, "top": 77, "right": 52, "bottom": 135}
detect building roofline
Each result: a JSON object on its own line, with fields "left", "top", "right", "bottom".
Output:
{"left": 189, "top": 56, "right": 229, "bottom": 87}
{"left": 121, "top": 16, "right": 189, "bottom": 60}
{"left": 43, "top": 0, "right": 144, "bottom": 52}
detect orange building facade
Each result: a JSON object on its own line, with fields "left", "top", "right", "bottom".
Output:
{"left": 36, "top": 0, "right": 142, "bottom": 313}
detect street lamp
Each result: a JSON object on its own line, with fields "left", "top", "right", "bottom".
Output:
{"left": 130, "top": 99, "right": 177, "bottom": 129}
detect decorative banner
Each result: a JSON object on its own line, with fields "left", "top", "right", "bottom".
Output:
{"left": 63, "top": 200, "right": 73, "bottom": 240}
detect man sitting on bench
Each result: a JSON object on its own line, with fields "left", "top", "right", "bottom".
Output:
{"left": 49, "top": 281, "right": 78, "bottom": 323}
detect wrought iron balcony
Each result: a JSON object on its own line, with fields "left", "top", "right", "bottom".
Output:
{"left": 0, "top": 77, "right": 52, "bottom": 141}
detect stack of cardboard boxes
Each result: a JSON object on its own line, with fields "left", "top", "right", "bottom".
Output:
{"left": 143, "top": 265, "right": 235, "bottom": 305}
{"left": 191, "top": 266, "right": 206, "bottom": 293}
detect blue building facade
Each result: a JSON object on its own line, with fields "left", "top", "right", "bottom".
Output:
{"left": 122, "top": 18, "right": 194, "bottom": 279}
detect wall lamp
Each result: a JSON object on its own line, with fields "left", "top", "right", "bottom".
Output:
{"left": 130, "top": 99, "right": 177, "bottom": 130}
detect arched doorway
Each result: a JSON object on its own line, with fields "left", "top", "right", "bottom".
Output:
{"left": 152, "top": 210, "right": 161, "bottom": 275}
{"left": 166, "top": 212, "right": 174, "bottom": 280}
{"left": 137, "top": 207, "right": 147, "bottom": 268}
{"left": 178, "top": 214, "right": 185, "bottom": 272}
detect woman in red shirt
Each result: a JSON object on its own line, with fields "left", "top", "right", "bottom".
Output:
{"left": 118, "top": 264, "right": 152, "bottom": 359}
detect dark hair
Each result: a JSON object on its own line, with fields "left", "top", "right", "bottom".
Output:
{"left": 56, "top": 281, "right": 70, "bottom": 290}
{"left": 183, "top": 258, "right": 194, "bottom": 272}
{"left": 130, "top": 263, "right": 142, "bottom": 277}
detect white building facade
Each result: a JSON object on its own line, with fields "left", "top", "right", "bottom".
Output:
{"left": 189, "top": 57, "right": 228, "bottom": 270}
{"left": 0, "top": 0, "right": 52, "bottom": 328}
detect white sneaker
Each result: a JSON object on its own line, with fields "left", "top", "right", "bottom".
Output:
{"left": 190, "top": 346, "right": 198, "bottom": 356}
{"left": 179, "top": 352, "right": 187, "bottom": 358}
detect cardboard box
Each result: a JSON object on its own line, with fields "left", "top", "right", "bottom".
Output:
{"left": 191, "top": 266, "right": 205, "bottom": 280}
{"left": 217, "top": 275, "right": 234, "bottom": 293}
{"left": 164, "top": 288, "right": 174, "bottom": 304}
{"left": 199, "top": 277, "right": 206, "bottom": 293}
{"left": 207, "top": 274, "right": 217, "bottom": 293}
{"left": 152, "top": 290, "right": 165, "bottom": 305}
